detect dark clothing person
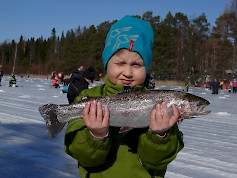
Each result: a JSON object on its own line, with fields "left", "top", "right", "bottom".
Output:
{"left": 63, "top": 78, "right": 70, "bottom": 86}
{"left": 67, "top": 70, "right": 84, "bottom": 104}
{"left": 211, "top": 79, "right": 219, "bottom": 94}
{"left": 51, "top": 71, "right": 56, "bottom": 80}
{"left": 83, "top": 66, "right": 96, "bottom": 82}
{"left": 184, "top": 81, "right": 190, "bottom": 92}
{"left": 67, "top": 76, "right": 89, "bottom": 104}
{"left": 0, "top": 66, "right": 3, "bottom": 86}
{"left": 9, "top": 75, "right": 17, "bottom": 87}
{"left": 67, "top": 66, "right": 95, "bottom": 104}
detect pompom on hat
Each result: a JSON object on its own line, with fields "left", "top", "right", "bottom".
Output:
{"left": 102, "top": 15, "right": 154, "bottom": 73}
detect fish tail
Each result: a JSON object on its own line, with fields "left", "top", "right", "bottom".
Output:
{"left": 38, "top": 104, "right": 66, "bottom": 138}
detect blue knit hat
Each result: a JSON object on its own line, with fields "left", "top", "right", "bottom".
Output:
{"left": 102, "top": 15, "right": 154, "bottom": 72}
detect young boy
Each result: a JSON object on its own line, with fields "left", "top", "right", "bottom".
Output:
{"left": 64, "top": 15, "right": 184, "bottom": 178}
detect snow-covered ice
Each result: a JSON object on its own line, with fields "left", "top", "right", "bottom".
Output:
{"left": 0, "top": 76, "right": 237, "bottom": 178}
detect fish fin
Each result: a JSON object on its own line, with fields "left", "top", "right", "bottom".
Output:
{"left": 38, "top": 104, "right": 66, "bottom": 138}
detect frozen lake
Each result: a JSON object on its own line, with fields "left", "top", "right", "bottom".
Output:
{"left": 0, "top": 76, "right": 237, "bottom": 178}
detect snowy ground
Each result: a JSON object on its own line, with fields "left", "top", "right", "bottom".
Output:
{"left": 0, "top": 76, "right": 237, "bottom": 178}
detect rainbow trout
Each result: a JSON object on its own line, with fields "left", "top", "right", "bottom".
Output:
{"left": 38, "top": 90, "right": 210, "bottom": 138}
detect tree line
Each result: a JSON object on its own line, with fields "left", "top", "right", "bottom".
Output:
{"left": 0, "top": 1, "right": 237, "bottom": 83}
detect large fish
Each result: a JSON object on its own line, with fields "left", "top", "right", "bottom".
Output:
{"left": 38, "top": 90, "right": 210, "bottom": 138}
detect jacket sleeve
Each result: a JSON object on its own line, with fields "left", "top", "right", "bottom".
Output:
{"left": 137, "top": 124, "right": 184, "bottom": 171}
{"left": 64, "top": 119, "right": 112, "bottom": 168}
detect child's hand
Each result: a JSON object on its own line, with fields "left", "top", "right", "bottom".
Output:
{"left": 149, "top": 102, "right": 179, "bottom": 136}
{"left": 83, "top": 100, "right": 110, "bottom": 138}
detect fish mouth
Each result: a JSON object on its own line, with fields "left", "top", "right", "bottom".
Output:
{"left": 199, "top": 110, "right": 211, "bottom": 115}
{"left": 198, "top": 105, "right": 211, "bottom": 115}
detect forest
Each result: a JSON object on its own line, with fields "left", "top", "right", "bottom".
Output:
{"left": 0, "top": 1, "right": 237, "bottom": 84}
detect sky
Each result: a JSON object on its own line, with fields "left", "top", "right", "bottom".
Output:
{"left": 0, "top": 76, "right": 237, "bottom": 178}
{"left": 0, "top": 0, "right": 233, "bottom": 43}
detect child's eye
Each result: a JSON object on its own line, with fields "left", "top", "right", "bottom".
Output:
{"left": 115, "top": 62, "right": 124, "bottom": 66}
{"left": 132, "top": 64, "right": 142, "bottom": 68}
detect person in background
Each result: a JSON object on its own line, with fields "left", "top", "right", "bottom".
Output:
{"left": 183, "top": 79, "right": 190, "bottom": 92}
{"left": 232, "top": 78, "right": 237, "bottom": 93}
{"left": 79, "top": 65, "right": 84, "bottom": 71}
{"left": 205, "top": 82, "right": 211, "bottom": 90}
{"left": 67, "top": 66, "right": 95, "bottom": 104}
{"left": 52, "top": 76, "right": 60, "bottom": 88}
{"left": 9, "top": 74, "right": 17, "bottom": 87}
{"left": 0, "top": 65, "right": 3, "bottom": 86}
{"left": 229, "top": 81, "right": 233, "bottom": 93}
{"left": 211, "top": 79, "right": 219, "bottom": 94}
{"left": 225, "top": 81, "right": 231, "bottom": 93}
{"left": 51, "top": 71, "right": 56, "bottom": 80}
{"left": 64, "top": 16, "right": 183, "bottom": 178}
{"left": 57, "top": 72, "right": 64, "bottom": 84}
{"left": 220, "top": 80, "right": 224, "bottom": 90}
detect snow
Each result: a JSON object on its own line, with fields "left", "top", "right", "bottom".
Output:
{"left": 1, "top": 76, "right": 237, "bottom": 178}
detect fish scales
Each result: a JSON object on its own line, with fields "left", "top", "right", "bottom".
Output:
{"left": 38, "top": 90, "right": 210, "bottom": 138}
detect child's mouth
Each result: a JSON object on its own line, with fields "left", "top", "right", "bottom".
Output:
{"left": 121, "top": 80, "right": 133, "bottom": 85}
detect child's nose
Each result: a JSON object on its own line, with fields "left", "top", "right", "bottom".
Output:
{"left": 123, "top": 66, "right": 133, "bottom": 77}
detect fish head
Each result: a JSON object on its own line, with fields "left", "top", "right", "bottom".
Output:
{"left": 178, "top": 92, "right": 211, "bottom": 119}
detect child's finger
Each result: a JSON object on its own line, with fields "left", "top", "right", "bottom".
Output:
{"left": 96, "top": 101, "right": 103, "bottom": 123}
{"left": 83, "top": 102, "right": 91, "bottom": 124}
{"left": 161, "top": 102, "right": 170, "bottom": 125}
{"left": 89, "top": 100, "right": 97, "bottom": 119}
{"left": 149, "top": 108, "right": 157, "bottom": 128}
{"left": 161, "top": 102, "right": 169, "bottom": 116}
{"left": 102, "top": 105, "right": 110, "bottom": 125}
{"left": 170, "top": 104, "right": 180, "bottom": 125}
{"left": 155, "top": 103, "right": 162, "bottom": 121}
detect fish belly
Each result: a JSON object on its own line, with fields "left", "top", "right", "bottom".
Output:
{"left": 109, "top": 105, "right": 154, "bottom": 127}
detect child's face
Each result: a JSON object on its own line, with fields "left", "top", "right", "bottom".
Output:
{"left": 107, "top": 49, "right": 146, "bottom": 87}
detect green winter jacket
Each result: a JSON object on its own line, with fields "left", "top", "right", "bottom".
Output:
{"left": 64, "top": 76, "right": 184, "bottom": 178}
